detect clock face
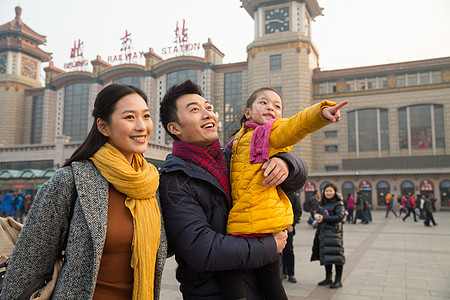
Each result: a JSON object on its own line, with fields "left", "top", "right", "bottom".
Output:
{"left": 0, "top": 55, "right": 6, "bottom": 74}
{"left": 21, "top": 57, "right": 37, "bottom": 79}
{"left": 265, "top": 7, "right": 290, "bottom": 34}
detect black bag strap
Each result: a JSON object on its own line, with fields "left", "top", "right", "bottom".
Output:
{"left": 17, "top": 188, "right": 77, "bottom": 300}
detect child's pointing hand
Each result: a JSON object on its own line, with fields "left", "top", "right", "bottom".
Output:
{"left": 321, "top": 100, "right": 349, "bottom": 122}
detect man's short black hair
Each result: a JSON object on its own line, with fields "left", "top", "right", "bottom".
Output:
{"left": 160, "top": 80, "right": 204, "bottom": 140}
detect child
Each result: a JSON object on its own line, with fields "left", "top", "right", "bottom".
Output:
{"left": 223, "top": 87, "right": 347, "bottom": 299}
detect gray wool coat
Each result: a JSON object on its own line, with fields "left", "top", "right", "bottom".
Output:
{"left": 0, "top": 160, "right": 167, "bottom": 300}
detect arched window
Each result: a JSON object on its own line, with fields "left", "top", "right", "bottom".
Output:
{"left": 400, "top": 180, "right": 414, "bottom": 197}
{"left": 376, "top": 181, "right": 390, "bottom": 205}
{"left": 166, "top": 69, "right": 198, "bottom": 90}
{"left": 113, "top": 76, "right": 142, "bottom": 88}
{"left": 439, "top": 180, "right": 450, "bottom": 207}
{"left": 342, "top": 181, "right": 355, "bottom": 200}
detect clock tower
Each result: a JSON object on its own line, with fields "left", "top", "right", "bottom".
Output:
{"left": 241, "top": 0, "right": 323, "bottom": 167}
{"left": 0, "top": 6, "right": 51, "bottom": 145}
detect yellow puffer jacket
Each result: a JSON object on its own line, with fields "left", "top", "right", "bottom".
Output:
{"left": 227, "top": 100, "right": 336, "bottom": 234}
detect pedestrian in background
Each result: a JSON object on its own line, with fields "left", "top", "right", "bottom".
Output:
{"left": 399, "top": 195, "right": 407, "bottom": 217}
{"left": 346, "top": 193, "right": 354, "bottom": 223}
{"left": 402, "top": 193, "right": 418, "bottom": 222}
{"left": 385, "top": 193, "right": 398, "bottom": 218}
{"left": 0, "top": 190, "right": 14, "bottom": 217}
{"left": 311, "top": 183, "right": 346, "bottom": 289}
{"left": 282, "top": 191, "right": 302, "bottom": 284}
{"left": 423, "top": 196, "right": 437, "bottom": 227}
{"left": 353, "top": 192, "right": 369, "bottom": 224}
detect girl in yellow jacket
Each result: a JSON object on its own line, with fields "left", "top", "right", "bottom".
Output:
{"left": 223, "top": 87, "right": 347, "bottom": 299}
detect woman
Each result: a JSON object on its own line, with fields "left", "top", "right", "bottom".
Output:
{"left": 346, "top": 193, "right": 354, "bottom": 223}
{"left": 1, "top": 84, "right": 167, "bottom": 300}
{"left": 310, "top": 183, "right": 345, "bottom": 289}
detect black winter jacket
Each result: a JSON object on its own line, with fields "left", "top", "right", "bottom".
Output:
{"left": 159, "top": 149, "right": 307, "bottom": 299}
{"left": 311, "top": 199, "right": 346, "bottom": 265}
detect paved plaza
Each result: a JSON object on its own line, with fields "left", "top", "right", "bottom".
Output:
{"left": 159, "top": 210, "right": 450, "bottom": 300}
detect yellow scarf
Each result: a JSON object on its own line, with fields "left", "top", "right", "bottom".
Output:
{"left": 90, "top": 142, "right": 161, "bottom": 300}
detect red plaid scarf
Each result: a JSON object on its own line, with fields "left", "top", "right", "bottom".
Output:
{"left": 172, "top": 139, "right": 231, "bottom": 201}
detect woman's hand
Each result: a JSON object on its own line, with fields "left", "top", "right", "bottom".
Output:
{"left": 272, "top": 230, "right": 288, "bottom": 253}
{"left": 315, "top": 214, "right": 324, "bottom": 223}
{"left": 261, "top": 157, "right": 288, "bottom": 187}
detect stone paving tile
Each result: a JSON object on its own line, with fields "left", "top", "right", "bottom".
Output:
{"left": 159, "top": 210, "right": 450, "bottom": 299}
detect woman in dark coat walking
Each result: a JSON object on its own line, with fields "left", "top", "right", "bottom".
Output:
{"left": 310, "top": 183, "right": 345, "bottom": 288}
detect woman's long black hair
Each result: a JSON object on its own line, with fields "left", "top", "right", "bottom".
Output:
{"left": 63, "top": 84, "right": 148, "bottom": 167}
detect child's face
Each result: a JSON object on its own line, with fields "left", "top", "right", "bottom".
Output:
{"left": 245, "top": 90, "right": 282, "bottom": 125}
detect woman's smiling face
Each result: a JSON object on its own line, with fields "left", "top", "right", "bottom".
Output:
{"left": 98, "top": 93, "right": 152, "bottom": 163}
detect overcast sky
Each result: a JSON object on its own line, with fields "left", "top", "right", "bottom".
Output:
{"left": 1, "top": 0, "right": 449, "bottom": 79}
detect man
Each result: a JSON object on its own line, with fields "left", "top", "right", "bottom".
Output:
{"left": 158, "top": 80, "right": 309, "bottom": 299}
{"left": 385, "top": 193, "right": 398, "bottom": 218}
{"left": 353, "top": 192, "right": 369, "bottom": 224}
{"left": 13, "top": 189, "right": 24, "bottom": 223}
{"left": 402, "top": 193, "right": 417, "bottom": 222}
{"left": 423, "top": 195, "right": 437, "bottom": 227}
{"left": 282, "top": 190, "right": 304, "bottom": 284}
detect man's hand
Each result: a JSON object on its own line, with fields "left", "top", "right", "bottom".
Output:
{"left": 272, "top": 230, "right": 288, "bottom": 254}
{"left": 261, "top": 157, "right": 288, "bottom": 187}
{"left": 322, "top": 101, "right": 349, "bottom": 122}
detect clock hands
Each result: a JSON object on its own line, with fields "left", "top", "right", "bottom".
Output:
{"left": 265, "top": 19, "right": 287, "bottom": 24}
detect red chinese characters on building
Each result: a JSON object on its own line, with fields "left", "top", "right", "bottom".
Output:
{"left": 174, "top": 19, "right": 188, "bottom": 43}
{"left": 120, "top": 30, "right": 132, "bottom": 52}
{"left": 70, "top": 39, "right": 84, "bottom": 58}
{"left": 420, "top": 180, "right": 434, "bottom": 192}
{"left": 304, "top": 181, "right": 316, "bottom": 192}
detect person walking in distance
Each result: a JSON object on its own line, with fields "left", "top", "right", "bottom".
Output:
{"left": 346, "top": 193, "right": 355, "bottom": 223}
{"left": 385, "top": 193, "right": 398, "bottom": 218}
{"left": 353, "top": 192, "right": 369, "bottom": 224}
{"left": 423, "top": 196, "right": 437, "bottom": 227}
{"left": 402, "top": 193, "right": 418, "bottom": 222}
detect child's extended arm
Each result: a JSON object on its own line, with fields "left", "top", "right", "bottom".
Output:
{"left": 270, "top": 100, "right": 348, "bottom": 149}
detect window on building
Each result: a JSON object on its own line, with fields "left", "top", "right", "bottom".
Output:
{"left": 166, "top": 69, "right": 198, "bottom": 90}
{"left": 434, "top": 105, "right": 445, "bottom": 148}
{"left": 113, "top": 76, "right": 142, "bottom": 88}
{"left": 431, "top": 71, "right": 442, "bottom": 83}
{"left": 367, "top": 78, "right": 377, "bottom": 90}
{"left": 318, "top": 83, "right": 327, "bottom": 94}
{"left": 396, "top": 74, "right": 406, "bottom": 87}
{"left": 325, "top": 166, "right": 339, "bottom": 171}
{"left": 63, "top": 82, "right": 90, "bottom": 142}
{"left": 329, "top": 82, "right": 337, "bottom": 93}
{"left": 346, "top": 80, "right": 355, "bottom": 91}
{"left": 419, "top": 72, "right": 430, "bottom": 84}
{"left": 379, "top": 76, "right": 388, "bottom": 88}
{"left": 270, "top": 55, "right": 282, "bottom": 70}
{"left": 224, "top": 72, "right": 242, "bottom": 140}
{"left": 325, "top": 131, "right": 337, "bottom": 138}
{"left": 325, "top": 145, "right": 338, "bottom": 152}
{"left": 358, "top": 109, "right": 378, "bottom": 151}
{"left": 347, "top": 108, "right": 389, "bottom": 152}
{"left": 398, "top": 104, "right": 445, "bottom": 151}
{"left": 357, "top": 79, "right": 366, "bottom": 90}
{"left": 347, "top": 111, "right": 356, "bottom": 151}
{"left": 30, "top": 95, "right": 44, "bottom": 144}
{"left": 407, "top": 73, "right": 417, "bottom": 86}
